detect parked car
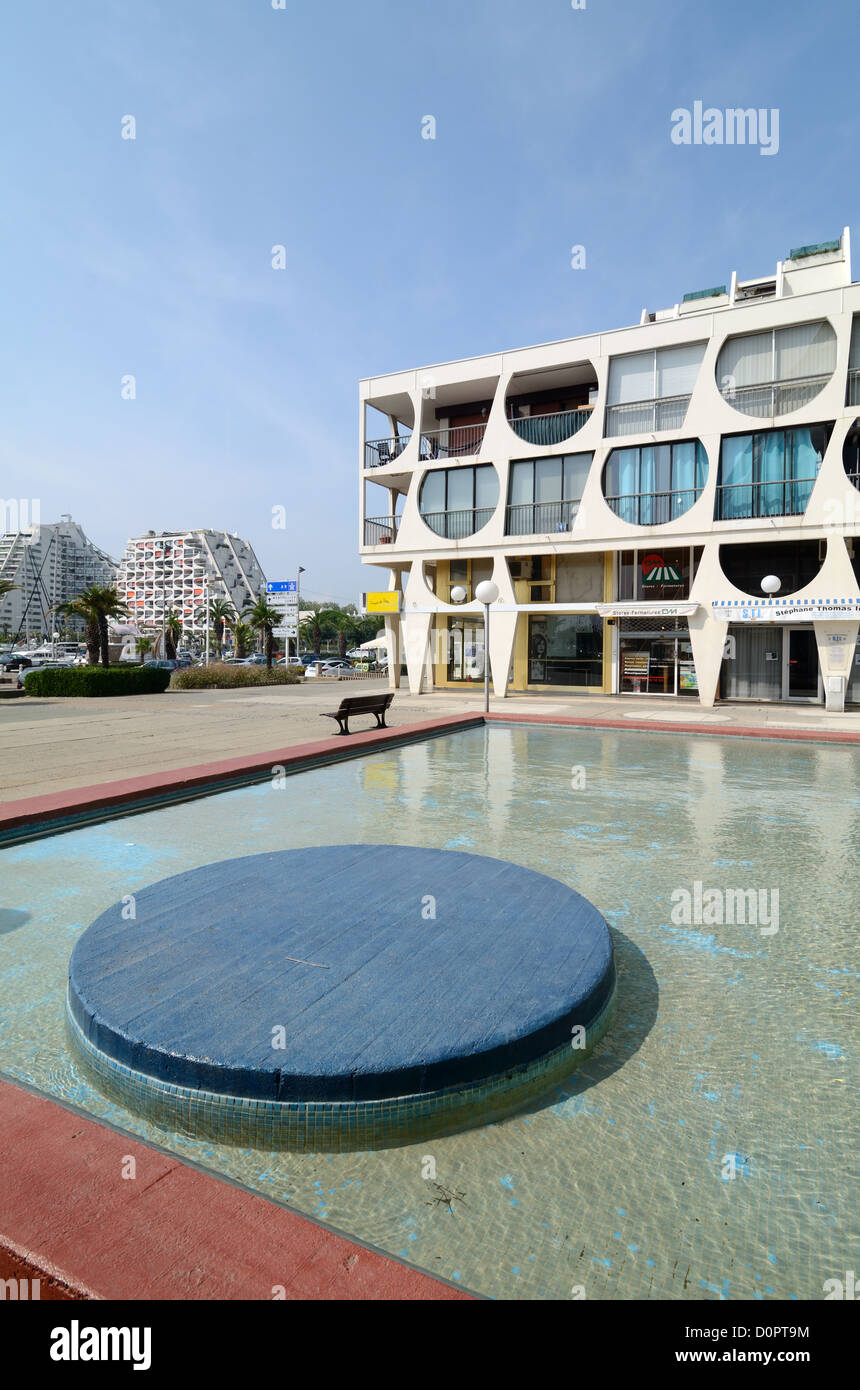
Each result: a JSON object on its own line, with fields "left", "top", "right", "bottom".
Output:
{"left": 0, "top": 654, "right": 32, "bottom": 671}
{"left": 305, "top": 659, "right": 355, "bottom": 678}
{"left": 144, "top": 659, "right": 180, "bottom": 670}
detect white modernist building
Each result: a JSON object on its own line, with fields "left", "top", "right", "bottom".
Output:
{"left": 117, "top": 530, "right": 266, "bottom": 635}
{"left": 359, "top": 229, "right": 860, "bottom": 711}
{"left": 0, "top": 514, "right": 118, "bottom": 641}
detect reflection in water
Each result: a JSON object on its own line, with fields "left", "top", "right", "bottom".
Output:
{"left": 0, "top": 725, "right": 857, "bottom": 1301}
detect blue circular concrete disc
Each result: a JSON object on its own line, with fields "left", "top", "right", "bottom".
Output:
{"left": 68, "top": 845, "right": 615, "bottom": 1103}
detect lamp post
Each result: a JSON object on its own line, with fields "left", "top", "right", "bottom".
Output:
{"left": 296, "top": 566, "right": 305, "bottom": 665}
{"left": 474, "top": 579, "right": 500, "bottom": 714}
{"left": 761, "top": 574, "right": 781, "bottom": 598}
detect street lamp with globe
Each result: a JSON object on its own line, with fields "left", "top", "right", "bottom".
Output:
{"left": 474, "top": 579, "right": 500, "bottom": 713}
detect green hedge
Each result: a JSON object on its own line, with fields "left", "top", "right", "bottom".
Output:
{"left": 170, "top": 663, "right": 304, "bottom": 690}
{"left": 23, "top": 665, "right": 172, "bottom": 697}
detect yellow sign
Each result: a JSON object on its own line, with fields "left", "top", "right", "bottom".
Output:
{"left": 364, "top": 592, "right": 400, "bottom": 614}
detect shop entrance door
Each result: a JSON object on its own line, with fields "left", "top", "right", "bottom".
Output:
{"left": 784, "top": 628, "right": 821, "bottom": 702}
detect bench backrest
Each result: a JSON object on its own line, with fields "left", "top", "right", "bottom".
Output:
{"left": 336, "top": 693, "right": 394, "bottom": 715}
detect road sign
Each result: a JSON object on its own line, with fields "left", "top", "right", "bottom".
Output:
{"left": 267, "top": 581, "right": 297, "bottom": 593}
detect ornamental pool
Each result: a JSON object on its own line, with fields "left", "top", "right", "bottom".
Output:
{"left": 1, "top": 723, "right": 856, "bottom": 1300}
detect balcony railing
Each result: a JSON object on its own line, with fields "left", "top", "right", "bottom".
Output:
{"left": 604, "top": 394, "right": 691, "bottom": 437}
{"left": 505, "top": 500, "right": 579, "bottom": 535}
{"left": 417, "top": 423, "right": 487, "bottom": 460}
{"left": 419, "top": 506, "right": 494, "bottom": 539}
{"left": 365, "top": 434, "right": 411, "bottom": 469}
{"left": 847, "top": 369, "right": 860, "bottom": 407}
{"left": 506, "top": 407, "right": 593, "bottom": 447}
{"left": 714, "top": 476, "right": 818, "bottom": 521}
{"left": 719, "top": 373, "right": 831, "bottom": 418}
{"left": 605, "top": 488, "right": 703, "bottom": 526}
{"left": 363, "top": 515, "right": 401, "bottom": 545}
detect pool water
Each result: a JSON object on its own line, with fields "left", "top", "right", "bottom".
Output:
{"left": 1, "top": 724, "right": 856, "bottom": 1300}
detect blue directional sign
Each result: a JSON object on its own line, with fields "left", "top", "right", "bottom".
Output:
{"left": 267, "top": 581, "right": 297, "bottom": 593}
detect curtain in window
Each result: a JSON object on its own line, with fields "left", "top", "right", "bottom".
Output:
{"left": 607, "top": 448, "right": 639, "bottom": 524}
{"left": 656, "top": 343, "right": 705, "bottom": 398}
{"left": 720, "top": 435, "right": 754, "bottom": 518}
{"left": 608, "top": 351, "right": 654, "bottom": 405}
{"left": 638, "top": 447, "right": 656, "bottom": 525}
{"left": 508, "top": 461, "right": 532, "bottom": 506}
{"left": 775, "top": 321, "right": 836, "bottom": 381}
{"left": 718, "top": 330, "right": 772, "bottom": 389}
{"left": 787, "top": 427, "right": 821, "bottom": 513}
{"left": 671, "top": 440, "right": 697, "bottom": 519}
{"left": 758, "top": 431, "right": 786, "bottom": 516}
{"left": 419, "top": 470, "right": 445, "bottom": 516}
{"left": 474, "top": 465, "right": 499, "bottom": 511}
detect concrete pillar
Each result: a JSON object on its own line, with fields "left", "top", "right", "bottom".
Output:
{"left": 403, "top": 610, "right": 432, "bottom": 695}
{"left": 687, "top": 608, "right": 728, "bottom": 709}
{"left": 488, "top": 609, "right": 517, "bottom": 698}
{"left": 815, "top": 621, "right": 859, "bottom": 712}
{"left": 384, "top": 614, "right": 400, "bottom": 689}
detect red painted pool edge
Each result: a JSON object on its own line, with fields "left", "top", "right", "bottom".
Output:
{"left": 0, "top": 1077, "right": 472, "bottom": 1301}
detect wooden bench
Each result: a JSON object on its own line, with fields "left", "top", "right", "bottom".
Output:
{"left": 321, "top": 692, "right": 394, "bottom": 736}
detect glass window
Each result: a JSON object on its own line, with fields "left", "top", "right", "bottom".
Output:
{"left": 716, "top": 423, "right": 832, "bottom": 520}
{"left": 609, "top": 344, "right": 705, "bottom": 404}
{"left": 608, "top": 350, "right": 654, "bottom": 405}
{"left": 528, "top": 614, "right": 603, "bottom": 687}
{"left": 604, "top": 440, "right": 707, "bottom": 525}
{"left": 509, "top": 461, "right": 533, "bottom": 505}
{"left": 419, "top": 465, "right": 500, "bottom": 536}
{"left": 534, "top": 458, "right": 562, "bottom": 503}
{"left": 563, "top": 453, "right": 591, "bottom": 499}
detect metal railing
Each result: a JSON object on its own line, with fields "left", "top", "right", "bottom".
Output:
{"left": 417, "top": 423, "right": 487, "bottom": 460}
{"left": 506, "top": 407, "right": 593, "bottom": 446}
{"left": 847, "top": 369, "right": 860, "bottom": 407}
{"left": 604, "top": 394, "right": 691, "bottom": 437}
{"left": 719, "top": 373, "right": 831, "bottom": 418}
{"left": 419, "top": 506, "right": 494, "bottom": 539}
{"left": 363, "top": 515, "right": 401, "bottom": 545}
{"left": 604, "top": 488, "right": 703, "bottom": 526}
{"left": 505, "top": 500, "right": 579, "bottom": 535}
{"left": 365, "top": 435, "right": 411, "bottom": 468}
{"left": 714, "top": 476, "right": 818, "bottom": 520}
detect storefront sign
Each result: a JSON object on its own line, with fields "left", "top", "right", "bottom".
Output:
{"left": 363, "top": 592, "right": 400, "bottom": 614}
{"left": 712, "top": 598, "right": 860, "bottom": 623}
{"left": 597, "top": 603, "right": 698, "bottom": 619}
{"left": 640, "top": 553, "right": 683, "bottom": 585}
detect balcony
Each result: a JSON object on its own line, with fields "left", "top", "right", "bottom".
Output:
{"left": 417, "top": 423, "right": 487, "bottom": 461}
{"left": 847, "top": 370, "right": 860, "bottom": 407}
{"left": 365, "top": 435, "right": 411, "bottom": 469}
{"left": 605, "top": 489, "right": 703, "bottom": 527}
{"left": 419, "top": 506, "right": 494, "bottom": 539}
{"left": 506, "top": 407, "right": 593, "bottom": 447}
{"left": 505, "top": 500, "right": 579, "bottom": 536}
{"left": 604, "top": 394, "right": 691, "bottom": 437}
{"left": 363, "top": 515, "right": 401, "bottom": 545}
{"left": 714, "top": 477, "right": 818, "bottom": 521}
{"left": 719, "top": 373, "right": 832, "bottom": 418}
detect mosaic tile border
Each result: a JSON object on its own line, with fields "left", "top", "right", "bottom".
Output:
{"left": 65, "top": 985, "right": 616, "bottom": 1152}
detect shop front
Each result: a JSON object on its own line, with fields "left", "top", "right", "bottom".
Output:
{"left": 597, "top": 600, "right": 699, "bottom": 697}
{"left": 713, "top": 598, "right": 860, "bottom": 707}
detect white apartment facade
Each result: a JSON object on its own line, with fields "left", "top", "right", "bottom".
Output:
{"left": 359, "top": 230, "right": 860, "bottom": 711}
{"left": 0, "top": 515, "right": 118, "bottom": 640}
{"left": 117, "top": 530, "right": 266, "bottom": 634}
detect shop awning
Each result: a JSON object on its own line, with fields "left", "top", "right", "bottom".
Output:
{"left": 712, "top": 598, "right": 860, "bottom": 623}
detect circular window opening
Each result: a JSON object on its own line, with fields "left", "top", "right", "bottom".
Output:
{"left": 602, "top": 440, "right": 707, "bottom": 526}
{"left": 716, "top": 320, "right": 836, "bottom": 418}
{"left": 418, "top": 464, "right": 499, "bottom": 539}
{"left": 718, "top": 539, "right": 825, "bottom": 598}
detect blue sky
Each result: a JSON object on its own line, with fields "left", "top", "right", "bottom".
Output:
{"left": 1, "top": 0, "right": 858, "bottom": 602}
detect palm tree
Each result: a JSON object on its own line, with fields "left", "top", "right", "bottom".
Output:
{"left": 54, "top": 585, "right": 127, "bottom": 666}
{"left": 231, "top": 619, "right": 252, "bottom": 660}
{"left": 164, "top": 609, "right": 183, "bottom": 661}
{"left": 136, "top": 636, "right": 154, "bottom": 662}
{"left": 197, "top": 597, "right": 235, "bottom": 659}
{"left": 330, "top": 609, "right": 356, "bottom": 659}
{"left": 241, "top": 597, "right": 282, "bottom": 670}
